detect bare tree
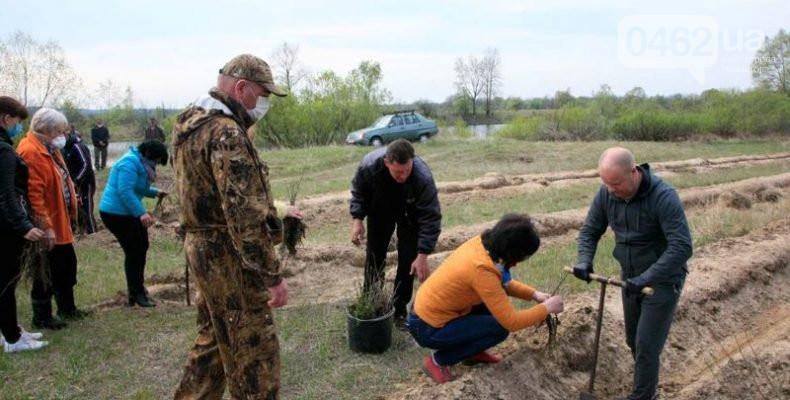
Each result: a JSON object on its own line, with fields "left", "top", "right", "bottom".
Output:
{"left": 454, "top": 54, "right": 485, "bottom": 117}
{"left": 481, "top": 48, "right": 502, "bottom": 118}
{"left": 751, "top": 29, "right": 789, "bottom": 94}
{"left": 270, "top": 42, "right": 308, "bottom": 91}
{"left": 97, "top": 79, "right": 123, "bottom": 110}
{"left": 0, "top": 30, "right": 80, "bottom": 108}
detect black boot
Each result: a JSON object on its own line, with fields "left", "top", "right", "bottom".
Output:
{"left": 55, "top": 290, "right": 91, "bottom": 320}
{"left": 32, "top": 300, "right": 67, "bottom": 330}
{"left": 131, "top": 293, "right": 156, "bottom": 308}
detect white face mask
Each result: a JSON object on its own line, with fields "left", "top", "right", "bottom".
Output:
{"left": 52, "top": 135, "right": 67, "bottom": 149}
{"left": 246, "top": 96, "right": 270, "bottom": 121}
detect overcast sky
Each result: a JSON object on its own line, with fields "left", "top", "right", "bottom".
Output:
{"left": 1, "top": 0, "right": 787, "bottom": 107}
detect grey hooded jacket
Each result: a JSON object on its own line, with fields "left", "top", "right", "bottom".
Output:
{"left": 577, "top": 164, "right": 692, "bottom": 286}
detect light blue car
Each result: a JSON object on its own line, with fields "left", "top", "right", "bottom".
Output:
{"left": 346, "top": 111, "right": 439, "bottom": 146}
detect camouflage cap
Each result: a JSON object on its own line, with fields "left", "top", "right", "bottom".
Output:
{"left": 219, "top": 54, "right": 287, "bottom": 97}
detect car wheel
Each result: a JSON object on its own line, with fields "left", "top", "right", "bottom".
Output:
{"left": 419, "top": 134, "right": 429, "bottom": 143}
{"left": 370, "top": 137, "right": 383, "bottom": 147}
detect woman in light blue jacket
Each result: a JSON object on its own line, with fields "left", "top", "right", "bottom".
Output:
{"left": 99, "top": 140, "right": 168, "bottom": 307}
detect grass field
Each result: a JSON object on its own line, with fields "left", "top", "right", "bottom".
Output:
{"left": 1, "top": 135, "right": 789, "bottom": 399}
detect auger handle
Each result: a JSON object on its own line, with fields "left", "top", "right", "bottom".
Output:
{"left": 563, "top": 267, "right": 654, "bottom": 296}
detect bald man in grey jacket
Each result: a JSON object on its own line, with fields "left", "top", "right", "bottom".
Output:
{"left": 573, "top": 147, "right": 692, "bottom": 400}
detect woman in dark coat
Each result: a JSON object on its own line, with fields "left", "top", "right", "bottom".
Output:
{"left": 0, "top": 96, "right": 48, "bottom": 353}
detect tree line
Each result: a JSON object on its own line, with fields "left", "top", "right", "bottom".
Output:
{"left": 1, "top": 29, "right": 788, "bottom": 147}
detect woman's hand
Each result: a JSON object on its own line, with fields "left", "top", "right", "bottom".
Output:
{"left": 140, "top": 213, "right": 156, "bottom": 228}
{"left": 532, "top": 291, "right": 551, "bottom": 303}
{"left": 542, "top": 295, "right": 564, "bottom": 314}
{"left": 24, "top": 227, "right": 45, "bottom": 241}
{"left": 44, "top": 228, "right": 56, "bottom": 250}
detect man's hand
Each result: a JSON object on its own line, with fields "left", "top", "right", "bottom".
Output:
{"left": 44, "top": 228, "right": 56, "bottom": 250}
{"left": 351, "top": 219, "right": 365, "bottom": 246}
{"left": 572, "top": 262, "right": 593, "bottom": 282}
{"left": 24, "top": 227, "right": 45, "bottom": 242}
{"left": 286, "top": 206, "right": 303, "bottom": 219}
{"left": 410, "top": 253, "right": 430, "bottom": 282}
{"left": 140, "top": 212, "right": 156, "bottom": 228}
{"left": 624, "top": 278, "right": 645, "bottom": 296}
{"left": 532, "top": 291, "right": 551, "bottom": 303}
{"left": 156, "top": 191, "right": 168, "bottom": 200}
{"left": 268, "top": 280, "right": 288, "bottom": 308}
{"left": 543, "top": 295, "right": 564, "bottom": 314}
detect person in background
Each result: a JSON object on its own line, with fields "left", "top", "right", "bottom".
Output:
{"left": 0, "top": 96, "right": 49, "bottom": 352}
{"left": 144, "top": 117, "right": 166, "bottom": 142}
{"left": 408, "top": 214, "right": 564, "bottom": 383}
{"left": 63, "top": 124, "right": 96, "bottom": 234}
{"left": 90, "top": 119, "right": 110, "bottom": 170}
{"left": 17, "top": 108, "right": 90, "bottom": 330}
{"left": 99, "top": 140, "right": 168, "bottom": 308}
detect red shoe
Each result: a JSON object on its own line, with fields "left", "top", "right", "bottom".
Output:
{"left": 467, "top": 351, "right": 503, "bottom": 364}
{"left": 422, "top": 355, "right": 454, "bottom": 384}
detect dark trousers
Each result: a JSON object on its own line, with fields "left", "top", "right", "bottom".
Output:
{"left": 76, "top": 177, "right": 97, "bottom": 234}
{"left": 31, "top": 244, "right": 78, "bottom": 312}
{"left": 100, "top": 212, "right": 149, "bottom": 297}
{"left": 94, "top": 146, "right": 107, "bottom": 170}
{"left": 622, "top": 280, "right": 683, "bottom": 400}
{"left": 363, "top": 212, "right": 418, "bottom": 318}
{"left": 0, "top": 233, "right": 24, "bottom": 343}
{"left": 408, "top": 305, "right": 509, "bottom": 366}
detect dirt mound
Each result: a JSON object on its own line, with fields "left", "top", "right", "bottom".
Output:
{"left": 756, "top": 187, "right": 783, "bottom": 202}
{"left": 389, "top": 219, "right": 790, "bottom": 400}
{"left": 295, "top": 154, "right": 790, "bottom": 228}
{"left": 718, "top": 190, "right": 753, "bottom": 209}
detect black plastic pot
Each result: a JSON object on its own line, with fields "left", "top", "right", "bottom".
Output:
{"left": 346, "top": 307, "right": 394, "bottom": 354}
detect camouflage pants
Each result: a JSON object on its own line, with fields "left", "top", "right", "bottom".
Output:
{"left": 174, "top": 231, "right": 280, "bottom": 400}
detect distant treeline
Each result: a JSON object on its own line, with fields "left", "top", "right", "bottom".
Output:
{"left": 493, "top": 88, "right": 790, "bottom": 141}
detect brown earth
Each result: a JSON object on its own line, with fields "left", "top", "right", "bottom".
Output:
{"left": 296, "top": 153, "right": 790, "bottom": 229}
{"left": 389, "top": 218, "right": 790, "bottom": 400}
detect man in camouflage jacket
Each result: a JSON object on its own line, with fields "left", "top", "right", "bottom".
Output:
{"left": 171, "top": 54, "right": 293, "bottom": 400}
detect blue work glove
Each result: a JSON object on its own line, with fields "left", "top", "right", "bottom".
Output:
{"left": 572, "top": 262, "right": 593, "bottom": 282}
{"left": 624, "top": 278, "right": 645, "bottom": 296}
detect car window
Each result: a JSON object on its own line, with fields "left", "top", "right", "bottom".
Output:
{"left": 390, "top": 116, "right": 403, "bottom": 126}
{"left": 405, "top": 115, "right": 417, "bottom": 124}
{"left": 372, "top": 116, "right": 391, "bottom": 128}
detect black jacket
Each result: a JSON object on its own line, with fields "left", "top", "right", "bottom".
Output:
{"left": 62, "top": 134, "right": 94, "bottom": 186}
{"left": 0, "top": 128, "right": 35, "bottom": 237}
{"left": 91, "top": 125, "right": 110, "bottom": 147}
{"left": 577, "top": 164, "right": 693, "bottom": 286}
{"left": 350, "top": 147, "right": 442, "bottom": 254}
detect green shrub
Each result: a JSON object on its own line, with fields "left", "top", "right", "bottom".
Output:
{"left": 453, "top": 119, "right": 473, "bottom": 139}
{"left": 496, "top": 115, "right": 544, "bottom": 140}
{"left": 612, "top": 110, "right": 701, "bottom": 141}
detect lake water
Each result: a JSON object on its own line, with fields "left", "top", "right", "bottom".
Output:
{"left": 443, "top": 124, "right": 506, "bottom": 139}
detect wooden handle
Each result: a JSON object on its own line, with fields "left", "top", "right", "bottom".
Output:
{"left": 563, "top": 267, "right": 654, "bottom": 296}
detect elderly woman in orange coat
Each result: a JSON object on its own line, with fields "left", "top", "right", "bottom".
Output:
{"left": 17, "top": 108, "right": 90, "bottom": 330}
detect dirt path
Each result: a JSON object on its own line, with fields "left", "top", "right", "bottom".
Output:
{"left": 388, "top": 218, "right": 790, "bottom": 400}
{"left": 296, "top": 153, "right": 790, "bottom": 229}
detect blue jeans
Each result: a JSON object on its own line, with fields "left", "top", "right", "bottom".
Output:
{"left": 408, "top": 305, "right": 509, "bottom": 366}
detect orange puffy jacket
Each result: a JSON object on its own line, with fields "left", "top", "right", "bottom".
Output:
{"left": 16, "top": 133, "right": 77, "bottom": 245}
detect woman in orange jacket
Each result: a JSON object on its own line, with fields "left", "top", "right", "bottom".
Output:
{"left": 17, "top": 108, "right": 89, "bottom": 330}
{"left": 408, "top": 214, "right": 565, "bottom": 383}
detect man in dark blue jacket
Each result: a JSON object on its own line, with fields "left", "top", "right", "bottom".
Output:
{"left": 62, "top": 126, "right": 96, "bottom": 234}
{"left": 350, "top": 139, "right": 442, "bottom": 326}
{"left": 574, "top": 147, "right": 692, "bottom": 400}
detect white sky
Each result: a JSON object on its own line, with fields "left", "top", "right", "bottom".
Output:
{"left": 1, "top": 0, "right": 787, "bottom": 107}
